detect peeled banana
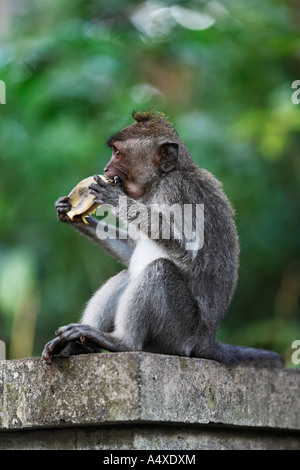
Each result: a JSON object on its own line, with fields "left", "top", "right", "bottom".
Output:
{"left": 66, "top": 174, "right": 110, "bottom": 225}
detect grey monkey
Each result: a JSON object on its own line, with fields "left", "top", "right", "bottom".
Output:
{"left": 42, "top": 111, "right": 284, "bottom": 368}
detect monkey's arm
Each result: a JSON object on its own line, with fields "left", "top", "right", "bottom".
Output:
{"left": 71, "top": 216, "right": 134, "bottom": 265}
{"left": 89, "top": 178, "right": 199, "bottom": 264}
{"left": 55, "top": 196, "right": 134, "bottom": 265}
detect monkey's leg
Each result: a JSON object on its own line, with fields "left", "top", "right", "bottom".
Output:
{"left": 80, "top": 269, "right": 129, "bottom": 330}
{"left": 113, "top": 258, "right": 211, "bottom": 356}
{"left": 53, "top": 258, "right": 211, "bottom": 358}
{"left": 42, "top": 270, "right": 129, "bottom": 364}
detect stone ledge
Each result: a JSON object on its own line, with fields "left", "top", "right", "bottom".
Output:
{"left": 0, "top": 352, "right": 299, "bottom": 432}
{"left": 1, "top": 424, "right": 300, "bottom": 450}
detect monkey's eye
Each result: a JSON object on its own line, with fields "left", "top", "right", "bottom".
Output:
{"left": 113, "top": 147, "right": 120, "bottom": 157}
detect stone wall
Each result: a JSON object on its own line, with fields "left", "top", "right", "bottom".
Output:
{"left": 0, "top": 352, "right": 299, "bottom": 449}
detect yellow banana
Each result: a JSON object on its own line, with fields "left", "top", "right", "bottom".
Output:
{"left": 66, "top": 175, "right": 110, "bottom": 225}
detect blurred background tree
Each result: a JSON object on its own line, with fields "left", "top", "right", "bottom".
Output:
{"left": 0, "top": 0, "right": 299, "bottom": 366}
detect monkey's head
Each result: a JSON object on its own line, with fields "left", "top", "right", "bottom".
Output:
{"left": 104, "top": 111, "right": 194, "bottom": 199}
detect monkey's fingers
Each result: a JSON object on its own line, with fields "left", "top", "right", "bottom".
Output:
{"left": 56, "top": 324, "right": 89, "bottom": 340}
{"left": 89, "top": 184, "right": 103, "bottom": 201}
{"left": 56, "top": 203, "right": 72, "bottom": 213}
{"left": 59, "top": 340, "right": 93, "bottom": 357}
{"left": 89, "top": 192, "right": 102, "bottom": 202}
{"left": 56, "top": 195, "right": 69, "bottom": 203}
{"left": 59, "top": 341, "right": 80, "bottom": 357}
{"left": 56, "top": 324, "right": 102, "bottom": 346}
{"left": 80, "top": 335, "right": 102, "bottom": 349}
{"left": 88, "top": 183, "right": 104, "bottom": 195}
{"left": 60, "top": 339, "right": 102, "bottom": 357}
{"left": 93, "top": 175, "right": 108, "bottom": 186}
{"left": 55, "top": 196, "right": 70, "bottom": 208}
{"left": 55, "top": 196, "right": 72, "bottom": 223}
{"left": 88, "top": 184, "right": 105, "bottom": 204}
{"left": 55, "top": 323, "right": 81, "bottom": 335}
{"left": 42, "top": 336, "right": 67, "bottom": 365}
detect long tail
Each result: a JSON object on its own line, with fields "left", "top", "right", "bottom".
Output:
{"left": 210, "top": 341, "right": 285, "bottom": 368}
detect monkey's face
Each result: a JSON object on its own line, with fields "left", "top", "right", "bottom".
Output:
{"left": 104, "top": 138, "right": 160, "bottom": 200}
{"left": 104, "top": 114, "right": 180, "bottom": 200}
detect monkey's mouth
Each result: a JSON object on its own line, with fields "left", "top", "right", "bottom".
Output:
{"left": 104, "top": 165, "right": 126, "bottom": 186}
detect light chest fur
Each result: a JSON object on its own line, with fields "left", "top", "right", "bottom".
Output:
{"left": 129, "top": 238, "right": 169, "bottom": 279}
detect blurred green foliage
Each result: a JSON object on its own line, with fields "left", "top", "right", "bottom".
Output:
{"left": 0, "top": 0, "right": 299, "bottom": 366}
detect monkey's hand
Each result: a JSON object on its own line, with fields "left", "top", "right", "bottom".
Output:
{"left": 42, "top": 330, "right": 102, "bottom": 365}
{"left": 55, "top": 196, "right": 72, "bottom": 223}
{"left": 54, "top": 324, "right": 108, "bottom": 348}
{"left": 89, "top": 175, "right": 123, "bottom": 208}
{"left": 48, "top": 323, "right": 126, "bottom": 355}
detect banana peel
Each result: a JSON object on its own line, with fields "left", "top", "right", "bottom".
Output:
{"left": 66, "top": 174, "right": 110, "bottom": 225}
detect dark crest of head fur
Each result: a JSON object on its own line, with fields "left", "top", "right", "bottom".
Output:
{"left": 107, "top": 110, "right": 179, "bottom": 146}
{"left": 132, "top": 110, "right": 170, "bottom": 125}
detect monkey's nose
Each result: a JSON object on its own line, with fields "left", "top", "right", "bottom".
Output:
{"left": 104, "top": 165, "right": 109, "bottom": 173}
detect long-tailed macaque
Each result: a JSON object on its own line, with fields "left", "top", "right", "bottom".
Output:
{"left": 42, "top": 111, "right": 284, "bottom": 368}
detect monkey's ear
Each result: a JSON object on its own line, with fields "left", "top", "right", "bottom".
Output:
{"left": 156, "top": 141, "right": 179, "bottom": 173}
